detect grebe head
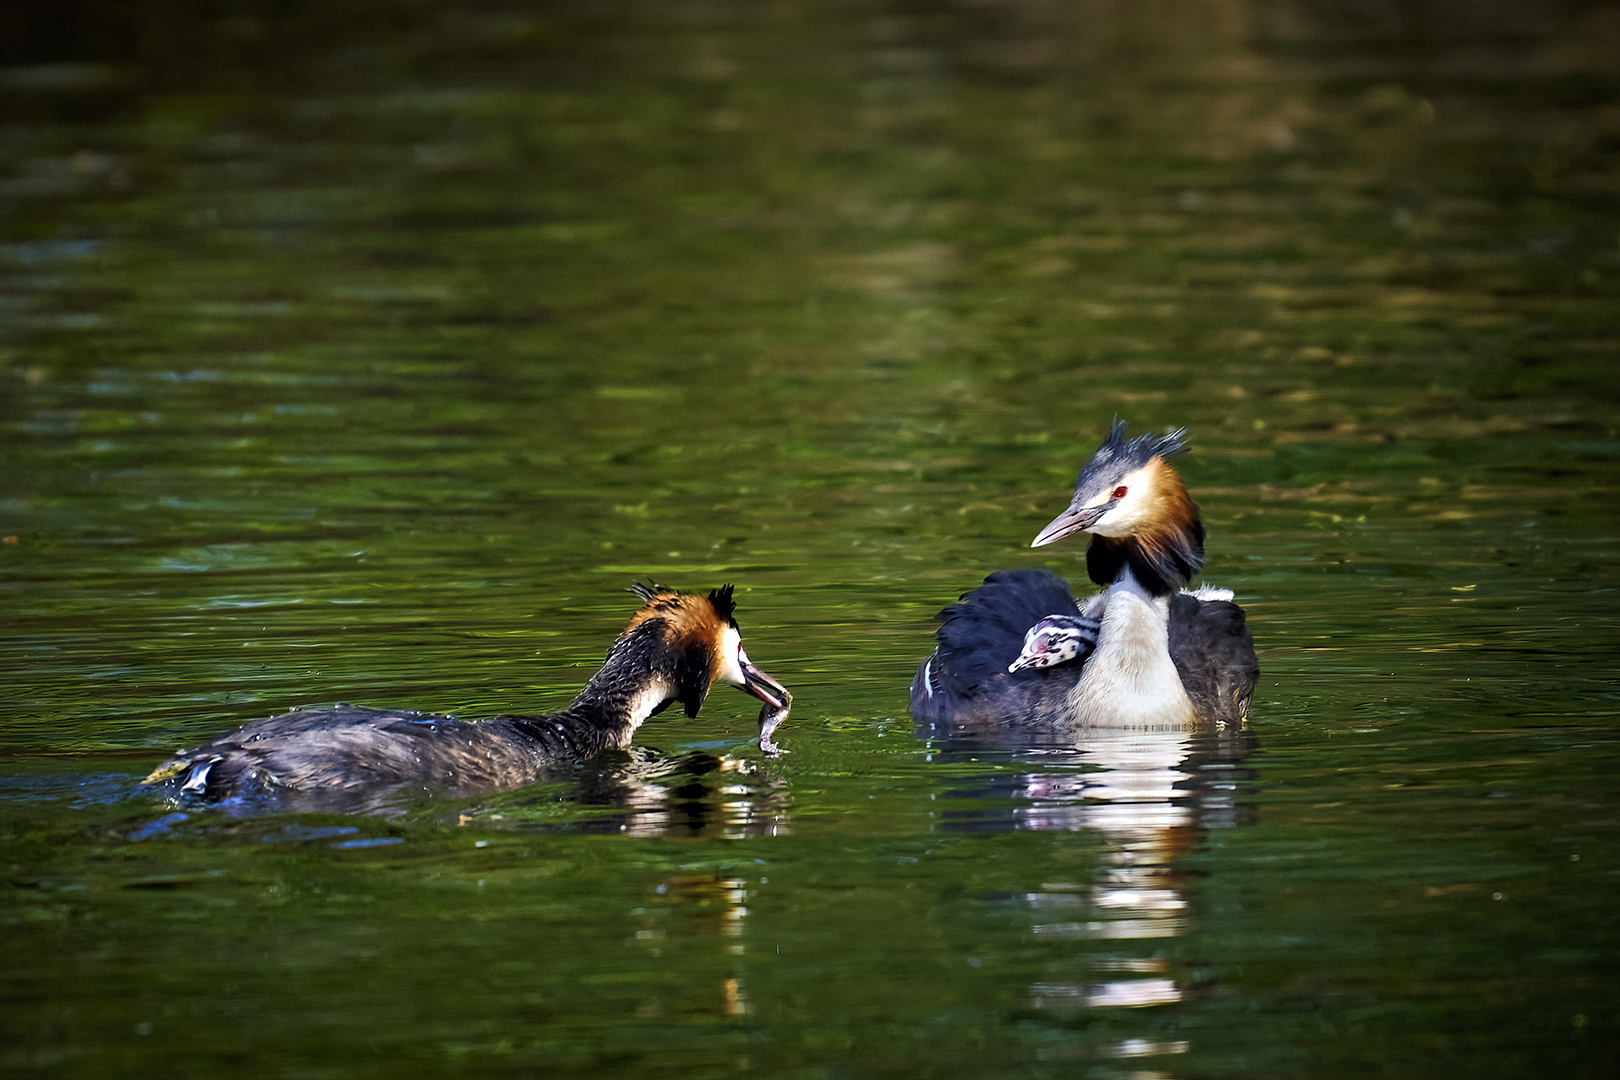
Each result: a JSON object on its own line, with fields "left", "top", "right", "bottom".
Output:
{"left": 1031, "top": 422, "right": 1192, "bottom": 548}
{"left": 1029, "top": 422, "right": 1206, "bottom": 595}
{"left": 624, "top": 583, "right": 787, "bottom": 717}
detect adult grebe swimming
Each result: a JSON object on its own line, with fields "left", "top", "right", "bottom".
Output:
{"left": 143, "top": 583, "right": 789, "bottom": 804}
{"left": 912, "top": 423, "right": 1257, "bottom": 728}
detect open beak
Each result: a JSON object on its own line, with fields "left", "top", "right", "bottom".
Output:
{"left": 739, "top": 657, "right": 788, "bottom": 710}
{"left": 1030, "top": 500, "right": 1110, "bottom": 548}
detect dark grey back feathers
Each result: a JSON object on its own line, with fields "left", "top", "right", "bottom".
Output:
{"left": 911, "top": 570, "right": 1092, "bottom": 726}
{"left": 1166, "top": 593, "right": 1258, "bottom": 724}
{"left": 911, "top": 569, "right": 1258, "bottom": 728}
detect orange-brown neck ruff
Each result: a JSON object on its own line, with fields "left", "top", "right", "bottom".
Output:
{"left": 1086, "top": 459, "right": 1205, "bottom": 596}
{"left": 619, "top": 586, "right": 732, "bottom": 710}
{"left": 624, "top": 587, "right": 727, "bottom": 655}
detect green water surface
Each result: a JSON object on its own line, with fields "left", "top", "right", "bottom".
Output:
{"left": 3, "top": 1, "right": 1618, "bottom": 1076}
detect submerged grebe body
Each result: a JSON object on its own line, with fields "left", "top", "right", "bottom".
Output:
{"left": 912, "top": 423, "right": 1257, "bottom": 728}
{"left": 143, "top": 584, "right": 788, "bottom": 804}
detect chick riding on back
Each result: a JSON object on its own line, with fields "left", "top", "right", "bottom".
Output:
{"left": 912, "top": 422, "right": 1257, "bottom": 728}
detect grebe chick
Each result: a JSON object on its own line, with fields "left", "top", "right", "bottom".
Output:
{"left": 912, "top": 422, "right": 1257, "bottom": 728}
{"left": 1007, "top": 614, "right": 1101, "bottom": 673}
{"left": 142, "top": 583, "right": 788, "bottom": 805}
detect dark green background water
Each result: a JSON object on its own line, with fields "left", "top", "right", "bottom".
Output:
{"left": 3, "top": 1, "right": 1617, "bottom": 1075}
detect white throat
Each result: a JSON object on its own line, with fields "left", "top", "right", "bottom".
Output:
{"left": 1067, "top": 569, "right": 1195, "bottom": 728}
{"left": 616, "top": 677, "right": 674, "bottom": 747}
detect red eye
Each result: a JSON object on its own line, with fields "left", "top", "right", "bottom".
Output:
{"left": 1112, "top": 486, "right": 1128, "bottom": 499}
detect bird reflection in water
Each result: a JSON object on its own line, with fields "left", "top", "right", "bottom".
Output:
{"left": 631, "top": 873, "right": 756, "bottom": 1020}
{"left": 919, "top": 715, "right": 1256, "bottom": 1050}
{"left": 583, "top": 749, "right": 793, "bottom": 840}
{"left": 449, "top": 746, "right": 792, "bottom": 839}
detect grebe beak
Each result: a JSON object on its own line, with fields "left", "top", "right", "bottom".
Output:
{"left": 740, "top": 656, "right": 788, "bottom": 710}
{"left": 1031, "top": 500, "right": 1111, "bottom": 547}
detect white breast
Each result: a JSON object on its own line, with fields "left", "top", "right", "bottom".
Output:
{"left": 1067, "top": 570, "right": 1195, "bottom": 727}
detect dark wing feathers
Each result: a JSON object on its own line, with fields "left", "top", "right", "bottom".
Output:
{"left": 912, "top": 571, "right": 1259, "bottom": 728}
{"left": 910, "top": 570, "right": 1087, "bottom": 724}
{"left": 147, "top": 704, "right": 578, "bottom": 804}
{"left": 1167, "top": 594, "right": 1258, "bottom": 724}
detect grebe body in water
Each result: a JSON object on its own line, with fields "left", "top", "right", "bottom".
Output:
{"left": 143, "top": 584, "right": 788, "bottom": 805}
{"left": 912, "top": 424, "right": 1257, "bottom": 728}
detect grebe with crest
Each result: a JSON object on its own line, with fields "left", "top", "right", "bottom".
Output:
{"left": 911, "top": 422, "right": 1257, "bottom": 728}
{"left": 143, "top": 583, "right": 789, "bottom": 805}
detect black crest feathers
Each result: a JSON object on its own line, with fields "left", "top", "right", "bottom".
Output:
{"left": 630, "top": 580, "right": 671, "bottom": 603}
{"left": 707, "top": 584, "right": 738, "bottom": 623}
{"left": 1080, "top": 420, "right": 1189, "bottom": 487}
{"left": 629, "top": 581, "right": 737, "bottom": 626}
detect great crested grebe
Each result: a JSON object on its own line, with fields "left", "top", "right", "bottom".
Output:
{"left": 142, "top": 583, "right": 790, "bottom": 804}
{"left": 911, "top": 423, "right": 1257, "bottom": 728}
